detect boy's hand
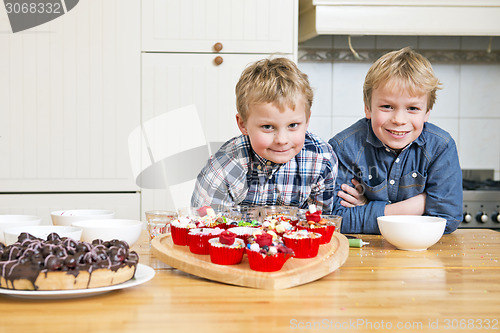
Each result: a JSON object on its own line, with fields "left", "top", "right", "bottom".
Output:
{"left": 338, "top": 179, "right": 368, "bottom": 208}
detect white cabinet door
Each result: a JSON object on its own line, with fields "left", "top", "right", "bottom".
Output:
{"left": 142, "top": 53, "right": 279, "bottom": 144}
{"left": 0, "top": 0, "right": 140, "bottom": 192}
{"left": 142, "top": 0, "right": 297, "bottom": 53}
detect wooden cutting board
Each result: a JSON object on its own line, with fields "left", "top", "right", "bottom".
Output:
{"left": 151, "top": 232, "right": 349, "bottom": 290}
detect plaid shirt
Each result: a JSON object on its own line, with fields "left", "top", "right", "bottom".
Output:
{"left": 191, "top": 132, "right": 338, "bottom": 213}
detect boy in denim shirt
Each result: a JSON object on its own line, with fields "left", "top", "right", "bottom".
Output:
{"left": 192, "top": 58, "right": 338, "bottom": 212}
{"left": 329, "top": 47, "right": 462, "bottom": 234}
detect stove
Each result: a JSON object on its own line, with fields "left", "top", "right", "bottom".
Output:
{"left": 461, "top": 170, "right": 500, "bottom": 229}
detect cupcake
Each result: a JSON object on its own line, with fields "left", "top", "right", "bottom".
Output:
{"left": 208, "top": 230, "right": 245, "bottom": 265}
{"left": 283, "top": 229, "right": 322, "bottom": 258}
{"left": 194, "top": 206, "right": 230, "bottom": 229}
{"left": 261, "top": 215, "right": 295, "bottom": 236}
{"left": 246, "top": 231, "right": 294, "bottom": 272}
{"left": 171, "top": 217, "right": 198, "bottom": 246}
{"left": 296, "top": 205, "right": 336, "bottom": 244}
{"left": 187, "top": 227, "right": 224, "bottom": 255}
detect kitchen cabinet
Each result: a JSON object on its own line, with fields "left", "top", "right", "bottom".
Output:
{"left": 140, "top": 0, "right": 298, "bottom": 212}
{"left": 299, "top": 0, "right": 500, "bottom": 42}
{"left": 0, "top": 0, "right": 141, "bottom": 218}
{"left": 142, "top": 0, "right": 296, "bottom": 54}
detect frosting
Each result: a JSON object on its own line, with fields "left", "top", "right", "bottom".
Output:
{"left": 171, "top": 217, "right": 198, "bottom": 228}
{"left": 284, "top": 230, "right": 322, "bottom": 239}
{"left": 209, "top": 237, "right": 244, "bottom": 249}
{"left": 188, "top": 227, "right": 224, "bottom": 236}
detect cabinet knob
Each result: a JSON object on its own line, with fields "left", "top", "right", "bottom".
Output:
{"left": 214, "top": 56, "right": 223, "bottom": 66}
{"left": 213, "top": 42, "right": 223, "bottom": 52}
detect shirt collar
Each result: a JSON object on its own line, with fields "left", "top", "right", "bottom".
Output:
{"left": 250, "top": 149, "right": 281, "bottom": 175}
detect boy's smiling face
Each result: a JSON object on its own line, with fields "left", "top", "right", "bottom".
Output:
{"left": 236, "top": 100, "right": 310, "bottom": 164}
{"left": 365, "top": 80, "right": 430, "bottom": 152}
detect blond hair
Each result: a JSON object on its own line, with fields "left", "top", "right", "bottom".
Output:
{"left": 363, "top": 47, "right": 441, "bottom": 111}
{"left": 235, "top": 57, "right": 313, "bottom": 122}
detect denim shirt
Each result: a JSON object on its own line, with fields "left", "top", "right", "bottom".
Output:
{"left": 328, "top": 118, "right": 462, "bottom": 234}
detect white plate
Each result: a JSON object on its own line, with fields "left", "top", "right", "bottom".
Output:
{"left": 0, "top": 264, "right": 155, "bottom": 300}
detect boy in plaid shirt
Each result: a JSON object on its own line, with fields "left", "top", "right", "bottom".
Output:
{"left": 191, "top": 57, "right": 338, "bottom": 213}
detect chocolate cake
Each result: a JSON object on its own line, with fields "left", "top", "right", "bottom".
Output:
{"left": 0, "top": 232, "right": 139, "bottom": 291}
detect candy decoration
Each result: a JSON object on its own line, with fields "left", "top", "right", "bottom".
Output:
{"left": 254, "top": 233, "right": 273, "bottom": 247}
{"left": 196, "top": 206, "right": 210, "bottom": 217}
{"left": 219, "top": 230, "right": 237, "bottom": 245}
{"left": 305, "top": 210, "right": 322, "bottom": 223}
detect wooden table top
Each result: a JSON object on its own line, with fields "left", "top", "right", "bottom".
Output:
{"left": 1, "top": 229, "right": 499, "bottom": 333}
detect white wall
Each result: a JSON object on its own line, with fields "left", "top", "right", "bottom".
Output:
{"left": 299, "top": 35, "right": 500, "bottom": 180}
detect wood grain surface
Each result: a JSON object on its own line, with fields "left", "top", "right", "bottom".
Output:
{"left": 0, "top": 229, "right": 498, "bottom": 333}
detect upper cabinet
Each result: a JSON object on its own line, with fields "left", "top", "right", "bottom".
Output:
{"left": 142, "top": 0, "right": 297, "bottom": 54}
{"left": 299, "top": 0, "right": 500, "bottom": 42}
{"left": 0, "top": 0, "right": 140, "bottom": 192}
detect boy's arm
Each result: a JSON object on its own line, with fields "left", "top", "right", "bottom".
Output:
{"left": 332, "top": 164, "right": 387, "bottom": 234}
{"left": 339, "top": 178, "right": 425, "bottom": 214}
{"left": 420, "top": 138, "right": 462, "bottom": 233}
{"left": 191, "top": 173, "right": 234, "bottom": 208}
{"left": 191, "top": 155, "right": 246, "bottom": 208}
{"left": 384, "top": 193, "right": 426, "bottom": 215}
{"left": 308, "top": 144, "right": 338, "bottom": 215}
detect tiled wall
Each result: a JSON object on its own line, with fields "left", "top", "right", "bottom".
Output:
{"left": 298, "top": 36, "right": 500, "bottom": 180}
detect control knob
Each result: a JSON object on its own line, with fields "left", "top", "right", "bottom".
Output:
{"left": 492, "top": 211, "right": 500, "bottom": 223}
{"left": 476, "top": 212, "right": 488, "bottom": 223}
{"left": 463, "top": 212, "right": 472, "bottom": 223}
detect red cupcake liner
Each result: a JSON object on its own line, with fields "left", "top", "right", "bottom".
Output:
{"left": 245, "top": 249, "right": 292, "bottom": 272}
{"left": 208, "top": 240, "right": 245, "bottom": 265}
{"left": 171, "top": 225, "right": 190, "bottom": 246}
{"left": 283, "top": 235, "right": 321, "bottom": 258}
{"left": 296, "top": 224, "right": 335, "bottom": 244}
{"left": 188, "top": 232, "right": 220, "bottom": 255}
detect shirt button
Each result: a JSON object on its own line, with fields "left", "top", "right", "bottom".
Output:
{"left": 389, "top": 179, "right": 395, "bottom": 185}
{"left": 395, "top": 158, "right": 400, "bottom": 163}
{"left": 257, "top": 165, "right": 262, "bottom": 170}
{"left": 412, "top": 172, "right": 417, "bottom": 178}
{"left": 368, "top": 174, "right": 372, "bottom": 180}
{"left": 266, "top": 161, "right": 271, "bottom": 166}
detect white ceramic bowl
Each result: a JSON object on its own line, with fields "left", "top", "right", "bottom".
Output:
{"left": 71, "top": 219, "right": 142, "bottom": 246}
{"left": 50, "top": 209, "right": 115, "bottom": 226}
{"left": 3, "top": 225, "right": 82, "bottom": 246}
{"left": 377, "top": 215, "right": 446, "bottom": 251}
{"left": 0, "top": 215, "right": 42, "bottom": 244}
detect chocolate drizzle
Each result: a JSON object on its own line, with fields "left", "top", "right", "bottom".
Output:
{"left": 0, "top": 232, "right": 139, "bottom": 290}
